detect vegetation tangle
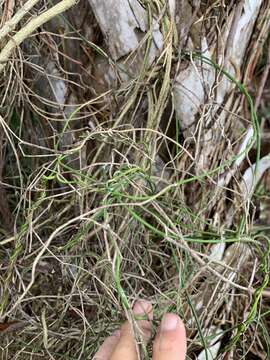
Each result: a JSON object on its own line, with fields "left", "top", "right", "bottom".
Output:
{"left": 0, "top": 0, "right": 270, "bottom": 359}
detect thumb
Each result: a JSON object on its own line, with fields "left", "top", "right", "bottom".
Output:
{"left": 153, "top": 313, "right": 187, "bottom": 360}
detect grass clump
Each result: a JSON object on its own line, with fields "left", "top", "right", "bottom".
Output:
{"left": 0, "top": 1, "right": 270, "bottom": 359}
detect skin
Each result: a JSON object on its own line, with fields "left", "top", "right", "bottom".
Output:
{"left": 93, "top": 300, "right": 187, "bottom": 360}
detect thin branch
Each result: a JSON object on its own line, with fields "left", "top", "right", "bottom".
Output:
{"left": 0, "top": 0, "right": 77, "bottom": 74}
{"left": 0, "top": 0, "right": 40, "bottom": 42}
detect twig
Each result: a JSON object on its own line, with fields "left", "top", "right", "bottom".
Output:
{"left": 0, "top": 0, "right": 77, "bottom": 74}
{"left": 0, "top": 0, "right": 40, "bottom": 41}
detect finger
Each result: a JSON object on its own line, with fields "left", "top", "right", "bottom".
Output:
{"left": 93, "top": 330, "right": 120, "bottom": 360}
{"left": 110, "top": 300, "right": 153, "bottom": 360}
{"left": 153, "top": 313, "right": 187, "bottom": 360}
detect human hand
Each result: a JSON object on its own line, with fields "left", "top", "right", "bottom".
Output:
{"left": 93, "top": 300, "right": 187, "bottom": 360}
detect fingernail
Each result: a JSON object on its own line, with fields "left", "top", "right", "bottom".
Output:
{"left": 133, "top": 300, "right": 152, "bottom": 317}
{"left": 161, "top": 313, "right": 178, "bottom": 332}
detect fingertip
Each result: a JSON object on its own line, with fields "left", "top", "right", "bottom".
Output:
{"left": 133, "top": 299, "right": 153, "bottom": 320}
{"left": 153, "top": 313, "right": 187, "bottom": 360}
{"left": 132, "top": 299, "right": 153, "bottom": 342}
{"left": 160, "top": 313, "right": 179, "bottom": 331}
{"left": 110, "top": 300, "right": 153, "bottom": 360}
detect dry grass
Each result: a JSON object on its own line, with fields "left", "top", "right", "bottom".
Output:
{"left": 0, "top": 1, "right": 270, "bottom": 359}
